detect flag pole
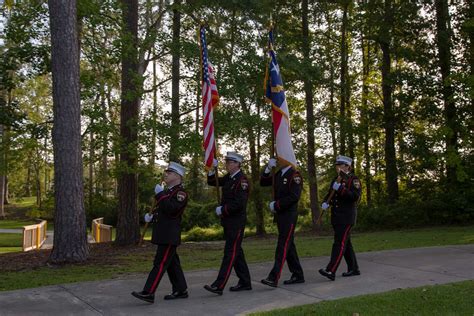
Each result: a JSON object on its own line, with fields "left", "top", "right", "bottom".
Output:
{"left": 266, "top": 19, "right": 277, "bottom": 201}
{"left": 199, "top": 22, "right": 220, "bottom": 204}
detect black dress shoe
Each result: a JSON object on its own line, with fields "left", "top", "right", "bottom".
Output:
{"left": 342, "top": 270, "right": 361, "bottom": 277}
{"left": 203, "top": 284, "right": 223, "bottom": 295}
{"left": 260, "top": 278, "right": 278, "bottom": 288}
{"left": 283, "top": 276, "right": 305, "bottom": 285}
{"left": 229, "top": 284, "right": 252, "bottom": 292}
{"left": 164, "top": 290, "right": 189, "bottom": 300}
{"left": 131, "top": 291, "right": 155, "bottom": 303}
{"left": 318, "top": 268, "right": 335, "bottom": 281}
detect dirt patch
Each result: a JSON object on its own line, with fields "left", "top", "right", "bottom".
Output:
{"left": 0, "top": 242, "right": 156, "bottom": 272}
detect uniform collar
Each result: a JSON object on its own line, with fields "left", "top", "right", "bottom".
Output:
{"left": 167, "top": 183, "right": 182, "bottom": 191}
{"left": 230, "top": 169, "right": 241, "bottom": 179}
{"left": 280, "top": 165, "right": 292, "bottom": 176}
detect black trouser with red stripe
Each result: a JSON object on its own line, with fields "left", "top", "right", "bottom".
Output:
{"left": 267, "top": 217, "right": 304, "bottom": 283}
{"left": 326, "top": 224, "right": 359, "bottom": 273}
{"left": 212, "top": 227, "right": 251, "bottom": 289}
{"left": 143, "top": 244, "right": 187, "bottom": 294}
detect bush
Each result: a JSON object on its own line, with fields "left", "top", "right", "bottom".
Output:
{"left": 26, "top": 195, "right": 54, "bottom": 220}
{"left": 182, "top": 226, "right": 223, "bottom": 242}
{"left": 182, "top": 226, "right": 258, "bottom": 242}
{"left": 181, "top": 200, "right": 220, "bottom": 231}
{"left": 356, "top": 187, "right": 474, "bottom": 230}
{"left": 85, "top": 194, "right": 118, "bottom": 227}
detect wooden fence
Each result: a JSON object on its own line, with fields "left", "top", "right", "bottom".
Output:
{"left": 22, "top": 220, "right": 48, "bottom": 252}
{"left": 91, "top": 217, "right": 113, "bottom": 243}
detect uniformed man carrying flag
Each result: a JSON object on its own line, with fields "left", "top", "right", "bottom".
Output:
{"left": 260, "top": 158, "right": 305, "bottom": 287}
{"left": 131, "top": 162, "right": 189, "bottom": 303}
{"left": 203, "top": 152, "right": 252, "bottom": 295}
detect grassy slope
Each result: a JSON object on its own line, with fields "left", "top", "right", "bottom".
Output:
{"left": 251, "top": 280, "right": 474, "bottom": 316}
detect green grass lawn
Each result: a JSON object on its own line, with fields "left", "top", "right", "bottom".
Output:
{"left": 0, "top": 247, "right": 23, "bottom": 254}
{"left": 0, "top": 225, "right": 473, "bottom": 292}
{"left": 0, "top": 220, "right": 38, "bottom": 229}
{"left": 7, "top": 197, "right": 36, "bottom": 207}
{"left": 251, "top": 280, "right": 474, "bottom": 316}
{"left": 0, "top": 233, "right": 23, "bottom": 254}
{"left": 0, "top": 233, "right": 22, "bottom": 247}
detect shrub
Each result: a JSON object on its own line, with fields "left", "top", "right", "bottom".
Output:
{"left": 181, "top": 200, "right": 220, "bottom": 231}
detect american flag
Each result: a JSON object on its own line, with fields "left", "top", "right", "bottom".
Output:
{"left": 200, "top": 25, "right": 219, "bottom": 170}
{"left": 265, "top": 28, "right": 297, "bottom": 168}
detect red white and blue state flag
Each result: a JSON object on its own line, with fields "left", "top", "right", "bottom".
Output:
{"left": 200, "top": 25, "right": 219, "bottom": 170}
{"left": 265, "top": 28, "right": 297, "bottom": 168}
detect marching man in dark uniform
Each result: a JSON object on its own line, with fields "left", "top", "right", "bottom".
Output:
{"left": 319, "top": 155, "right": 361, "bottom": 281}
{"left": 132, "top": 162, "right": 189, "bottom": 303}
{"left": 260, "top": 158, "right": 305, "bottom": 287}
{"left": 203, "top": 151, "right": 252, "bottom": 295}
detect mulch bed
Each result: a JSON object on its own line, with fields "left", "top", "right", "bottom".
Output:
{"left": 0, "top": 242, "right": 156, "bottom": 273}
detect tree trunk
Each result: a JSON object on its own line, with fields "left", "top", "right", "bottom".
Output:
{"left": 43, "top": 136, "right": 48, "bottom": 197}
{"left": 302, "top": 0, "right": 320, "bottom": 231}
{"left": 3, "top": 92, "right": 11, "bottom": 205}
{"left": 3, "top": 176, "right": 9, "bottom": 205}
{"left": 435, "top": 0, "right": 459, "bottom": 186}
{"left": 89, "top": 118, "right": 94, "bottom": 211}
{"left": 255, "top": 84, "right": 265, "bottom": 235}
{"left": 361, "top": 38, "right": 372, "bottom": 206}
{"left": 34, "top": 153, "right": 42, "bottom": 208}
{"left": 116, "top": 0, "right": 140, "bottom": 245}
{"left": 190, "top": 71, "right": 201, "bottom": 198}
{"left": 26, "top": 164, "right": 31, "bottom": 197}
{"left": 0, "top": 122, "right": 4, "bottom": 217}
{"left": 100, "top": 93, "right": 108, "bottom": 195}
{"left": 48, "top": 0, "right": 88, "bottom": 263}
{"left": 325, "top": 10, "right": 338, "bottom": 161}
{"left": 169, "top": 0, "right": 181, "bottom": 162}
{"left": 241, "top": 95, "right": 265, "bottom": 236}
{"left": 379, "top": 0, "right": 399, "bottom": 203}
{"left": 339, "top": 0, "right": 349, "bottom": 155}
{"left": 0, "top": 175, "right": 4, "bottom": 219}
{"left": 149, "top": 53, "right": 158, "bottom": 167}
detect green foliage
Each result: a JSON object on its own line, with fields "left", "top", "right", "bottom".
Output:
{"left": 182, "top": 226, "right": 223, "bottom": 242}
{"left": 357, "top": 182, "right": 474, "bottom": 229}
{"left": 181, "top": 201, "right": 220, "bottom": 231}
{"left": 26, "top": 195, "right": 54, "bottom": 220}
{"left": 85, "top": 194, "right": 118, "bottom": 227}
{"left": 2, "top": 0, "right": 473, "bottom": 237}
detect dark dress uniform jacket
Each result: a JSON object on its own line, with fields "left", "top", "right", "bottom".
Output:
{"left": 151, "top": 184, "right": 188, "bottom": 246}
{"left": 260, "top": 167, "right": 303, "bottom": 218}
{"left": 324, "top": 174, "right": 361, "bottom": 225}
{"left": 208, "top": 171, "right": 249, "bottom": 229}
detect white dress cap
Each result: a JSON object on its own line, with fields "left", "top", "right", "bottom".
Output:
{"left": 165, "top": 161, "right": 186, "bottom": 177}
{"left": 225, "top": 151, "right": 244, "bottom": 163}
{"left": 335, "top": 155, "right": 352, "bottom": 166}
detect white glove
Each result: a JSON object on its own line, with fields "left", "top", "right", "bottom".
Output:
{"left": 268, "top": 158, "right": 277, "bottom": 168}
{"left": 208, "top": 169, "right": 216, "bottom": 176}
{"left": 154, "top": 184, "right": 164, "bottom": 194}
{"left": 265, "top": 158, "right": 277, "bottom": 173}
{"left": 332, "top": 182, "right": 341, "bottom": 191}
{"left": 208, "top": 159, "right": 218, "bottom": 176}
{"left": 215, "top": 206, "right": 222, "bottom": 216}
{"left": 144, "top": 213, "right": 153, "bottom": 223}
{"left": 321, "top": 202, "right": 329, "bottom": 210}
{"left": 269, "top": 201, "right": 276, "bottom": 214}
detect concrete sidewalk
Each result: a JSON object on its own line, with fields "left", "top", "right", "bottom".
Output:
{"left": 0, "top": 229, "right": 23, "bottom": 234}
{"left": 0, "top": 245, "right": 473, "bottom": 316}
